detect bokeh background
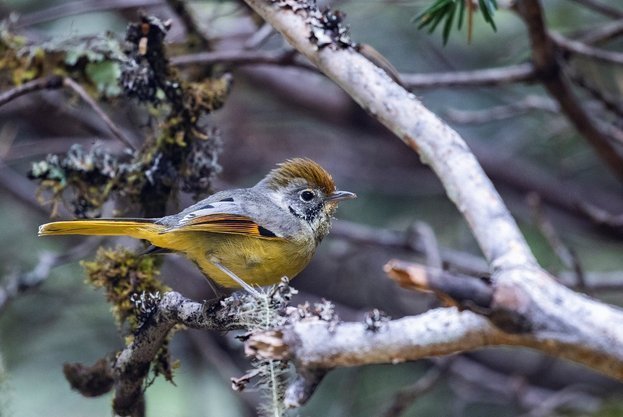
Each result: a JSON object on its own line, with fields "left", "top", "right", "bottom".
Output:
{"left": 1, "top": 0, "right": 623, "bottom": 416}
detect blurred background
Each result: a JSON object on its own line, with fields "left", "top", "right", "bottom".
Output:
{"left": 1, "top": 0, "right": 623, "bottom": 416}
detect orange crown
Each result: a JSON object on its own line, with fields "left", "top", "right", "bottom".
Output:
{"left": 264, "top": 158, "right": 336, "bottom": 194}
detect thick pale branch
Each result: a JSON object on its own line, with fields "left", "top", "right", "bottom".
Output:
{"left": 241, "top": 0, "right": 623, "bottom": 382}
{"left": 243, "top": 0, "right": 536, "bottom": 271}
{"left": 248, "top": 308, "right": 511, "bottom": 368}
{"left": 247, "top": 302, "right": 623, "bottom": 379}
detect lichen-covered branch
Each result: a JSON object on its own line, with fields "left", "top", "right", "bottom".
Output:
{"left": 246, "top": 300, "right": 623, "bottom": 381}
{"left": 69, "top": 290, "right": 249, "bottom": 416}
{"left": 112, "top": 292, "right": 241, "bottom": 415}
{"left": 247, "top": 308, "right": 515, "bottom": 369}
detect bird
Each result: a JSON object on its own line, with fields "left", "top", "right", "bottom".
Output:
{"left": 38, "top": 158, "right": 356, "bottom": 292}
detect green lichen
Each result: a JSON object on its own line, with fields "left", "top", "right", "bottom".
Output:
{"left": 0, "top": 25, "right": 125, "bottom": 96}
{"left": 81, "top": 247, "right": 178, "bottom": 385}
{"left": 28, "top": 144, "right": 122, "bottom": 217}
{"left": 26, "top": 14, "right": 230, "bottom": 218}
{"left": 81, "top": 246, "right": 168, "bottom": 330}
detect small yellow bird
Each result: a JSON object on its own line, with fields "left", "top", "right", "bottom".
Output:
{"left": 38, "top": 158, "right": 356, "bottom": 290}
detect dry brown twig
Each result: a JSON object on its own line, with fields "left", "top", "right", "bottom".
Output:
{"left": 514, "top": 0, "right": 623, "bottom": 182}
{"left": 16, "top": 0, "right": 162, "bottom": 28}
{"left": 400, "top": 63, "right": 537, "bottom": 89}
{"left": 566, "top": 0, "right": 623, "bottom": 19}
{"left": 0, "top": 77, "right": 137, "bottom": 150}
{"left": 0, "top": 75, "right": 64, "bottom": 107}
{"left": 551, "top": 31, "right": 623, "bottom": 65}
{"left": 379, "top": 362, "right": 448, "bottom": 417}
{"left": 527, "top": 193, "right": 588, "bottom": 292}
{"left": 577, "top": 18, "right": 623, "bottom": 44}
{"left": 62, "top": 78, "right": 137, "bottom": 150}
{"left": 171, "top": 48, "right": 315, "bottom": 71}
{"left": 445, "top": 95, "right": 559, "bottom": 124}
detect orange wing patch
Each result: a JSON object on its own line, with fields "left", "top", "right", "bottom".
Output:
{"left": 166, "top": 214, "right": 281, "bottom": 239}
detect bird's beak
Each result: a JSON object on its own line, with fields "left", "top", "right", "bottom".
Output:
{"left": 325, "top": 190, "right": 357, "bottom": 202}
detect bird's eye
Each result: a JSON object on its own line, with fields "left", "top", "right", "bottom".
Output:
{"left": 299, "top": 190, "right": 315, "bottom": 202}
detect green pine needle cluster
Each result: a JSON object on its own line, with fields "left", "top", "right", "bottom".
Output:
{"left": 413, "top": 0, "right": 497, "bottom": 44}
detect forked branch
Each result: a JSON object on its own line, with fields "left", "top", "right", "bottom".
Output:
{"left": 239, "top": 0, "right": 623, "bottom": 391}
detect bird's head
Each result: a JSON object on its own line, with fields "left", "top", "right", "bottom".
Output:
{"left": 258, "top": 158, "right": 356, "bottom": 241}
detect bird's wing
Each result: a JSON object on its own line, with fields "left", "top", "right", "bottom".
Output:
{"left": 163, "top": 200, "right": 283, "bottom": 239}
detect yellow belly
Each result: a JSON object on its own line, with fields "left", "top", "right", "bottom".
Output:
{"left": 150, "top": 232, "right": 314, "bottom": 288}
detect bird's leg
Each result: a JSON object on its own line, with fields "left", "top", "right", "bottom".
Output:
{"left": 211, "top": 261, "right": 261, "bottom": 297}
{"left": 205, "top": 276, "right": 225, "bottom": 299}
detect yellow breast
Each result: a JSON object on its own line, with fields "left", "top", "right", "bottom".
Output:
{"left": 151, "top": 231, "right": 315, "bottom": 288}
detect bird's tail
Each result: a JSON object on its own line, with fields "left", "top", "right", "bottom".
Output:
{"left": 38, "top": 218, "right": 164, "bottom": 241}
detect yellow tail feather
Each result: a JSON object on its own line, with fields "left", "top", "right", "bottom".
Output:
{"left": 38, "top": 219, "right": 164, "bottom": 241}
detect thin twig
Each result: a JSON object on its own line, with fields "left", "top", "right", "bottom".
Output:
{"left": 577, "top": 19, "right": 623, "bottom": 44}
{"left": 445, "top": 95, "right": 559, "bottom": 124}
{"left": 412, "top": 222, "right": 442, "bottom": 270}
{"left": 0, "top": 238, "right": 101, "bottom": 313}
{"left": 551, "top": 31, "right": 623, "bottom": 65}
{"left": 1, "top": 77, "right": 136, "bottom": 150}
{"left": 380, "top": 363, "right": 448, "bottom": 417}
{"left": 62, "top": 78, "right": 137, "bottom": 151}
{"left": 516, "top": 385, "right": 599, "bottom": 417}
{"left": 565, "top": 0, "right": 623, "bottom": 19}
{"left": 515, "top": 0, "right": 623, "bottom": 182}
{"left": 3, "top": 137, "right": 110, "bottom": 161}
{"left": 527, "top": 193, "right": 588, "bottom": 292}
{"left": 16, "top": 0, "right": 162, "bottom": 28}
{"left": 449, "top": 357, "right": 601, "bottom": 412}
{"left": 331, "top": 220, "right": 489, "bottom": 277}
{"left": 165, "top": 0, "right": 211, "bottom": 48}
{"left": 0, "top": 76, "right": 64, "bottom": 107}
{"left": 400, "top": 63, "right": 537, "bottom": 89}
{"left": 565, "top": 65, "right": 623, "bottom": 120}
{"left": 171, "top": 48, "right": 315, "bottom": 71}
{"left": 244, "top": 23, "right": 276, "bottom": 49}
{"left": 578, "top": 202, "right": 623, "bottom": 228}
{"left": 0, "top": 163, "right": 50, "bottom": 215}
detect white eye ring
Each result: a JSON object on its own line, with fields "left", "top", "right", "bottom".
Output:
{"left": 299, "top": 189, "right": 315, "bottom": 202}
